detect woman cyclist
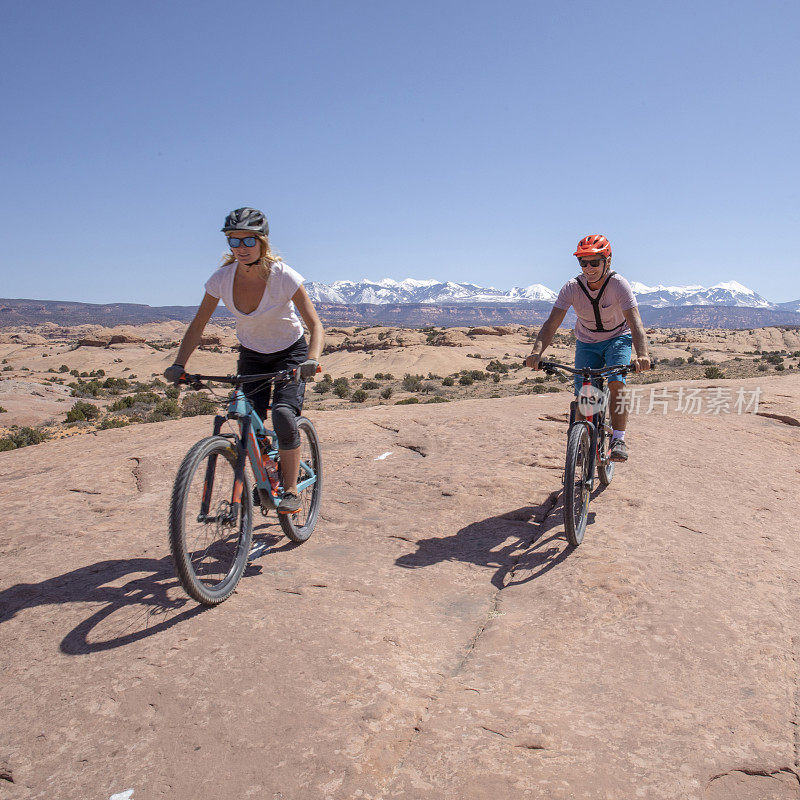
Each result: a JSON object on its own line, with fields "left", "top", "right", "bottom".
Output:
{"left": 165, "top": 207, "right": 324, "bottom": 513}
{"left": 525, "top": 234, "right": 650, "bottom": 462}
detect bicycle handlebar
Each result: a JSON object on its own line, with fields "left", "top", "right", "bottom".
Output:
{"left": 538, "top": 361, "right": 633, "bottom": 378}
{"left": 176, "top": 366, "right": 320, "bottom": 389}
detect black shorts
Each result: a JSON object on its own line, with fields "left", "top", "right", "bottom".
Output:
{"left": 237, "top": 337, "right": 308, "bottom": 421}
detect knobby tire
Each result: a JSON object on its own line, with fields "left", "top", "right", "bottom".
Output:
{"left": 169, "top": 435, "right": 253, "bottom": 605}
{"left": 563, "top": 424, "right": 591, "bottom": 546}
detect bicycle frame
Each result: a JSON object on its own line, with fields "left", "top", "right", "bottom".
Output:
{"left": 188, "top": 370, "right": 318, "bottom": 530}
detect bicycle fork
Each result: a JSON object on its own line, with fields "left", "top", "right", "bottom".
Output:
{"left": 198, "top": 414, "right": 249, "bottom": 527}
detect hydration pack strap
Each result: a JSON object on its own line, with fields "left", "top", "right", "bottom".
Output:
{"left": 575, "top": 271, "right": 624, "bottom": 333}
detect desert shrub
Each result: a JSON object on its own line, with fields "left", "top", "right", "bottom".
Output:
{"left": 486, "top": 360, "right": 509, "bottom": 373}
{"left": 2, "top": 366, "right": 12, "bottom": 372}
{"left": 442, "top": 376, "right": 454, "bottom": 386}
{"left": 373, "top": 372, "right": 384, "bottom": 380}
{"left": 362, "top": 381, "right": 379, "bottom": 390}
{"left": 395, "top": 397, "right": 420, "bottom": 405}
{"left": 765, "top": 354, "right": 784, "bottom": 365}
{"left": 98, "top": 417, "right": 129, "bottom": 430}
{"left": 351, "top": 389, "right": 368, "bottom": 403}
{"left": 0, "top": 406, "right": 6, "bottom": 413}
{"left": 323, "top": 373, "right": 332, "bottom": 383}
{"left": 380, "top": 387, "right": 393, "bottom": 399}
{"left": 775, "top": 363, "right": 785, "bottom": 371}
{"left": 420, "top": 382, "right": 437, "bottom": 394}
{"left": 426, "top": 372, "right": 441, "bottom": 380}
{"left": 313, "top": 380, "right": 332, "bottom": 394}
{"left": 467, "top": 370, "right": 487, "bottom": 381}
{"left": 532, "top": 384, "right": 547, "bottom": 394}
{"left": 383, "top": 373, "right": 394, "bottom": 380}
{"left": 165, "top": 385, "right": 180, "bottom": 399}
{"left": 66, "top": 400, "right": 100, "bottom": 422}
{"left": 108, "top": 395, "right": 135, "bottom": 411}
{"left": 181, "top": 393, "right": 217, "bottom": 417}
{"left": 671, "top": 357, "right": 686, "bottom": 366}
{"left": 687, "top": 356, "right": 695, "bottom": 364}
{"left": 547, "top": 386, "right": 560, "bottom": 393}
{"left": 492, "top": 373, "right": 501, "bottom": 383}
{"left": 58, "top": 365, "right": 69, "bottom": 372}
{"left": 0, "top": 426, "right": 48, "bottom": 450}
{"left": 402, "top": 374, "right": 423, "bottom": 392}
{"left": 353, "top": 372, "right": 364, "bottom": 379}
{"left": 425, "top": 396, "right": 449, "bottom": 403}
{"left": 147, "top": 398, "right": 181, "bottom": 422}
{"left": 758, "top": 363, "right": 768, "bottom": 372}
{"left": 333, "top": 383, "right": 350, "bottom": 399}
{"left": 704, "top": 367, "right": 725, "bottom": 379}
{"left": 459, "top": 375, "right": 474, "bottom": 386}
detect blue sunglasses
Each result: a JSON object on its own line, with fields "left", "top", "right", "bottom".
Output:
{"left": 227, "top": 236, "right": 258, "bottom": 248}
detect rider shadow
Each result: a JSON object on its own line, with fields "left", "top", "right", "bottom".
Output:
{"left": 396, "top": 490, "right": 590, "bottom": 590}
{"left": 0, "top": 554, "right": 202, "bottom": 655}
{"left": 1, "top": 519, "right": 297, "bottom": 655}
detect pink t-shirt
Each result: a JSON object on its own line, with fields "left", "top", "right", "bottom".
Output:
{"left": 554, "top": 273, "right": 637, "bottom": 343}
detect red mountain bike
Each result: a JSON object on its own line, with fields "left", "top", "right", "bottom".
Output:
{"left": 538, "top": 361, "right": 632, "bottom": 546}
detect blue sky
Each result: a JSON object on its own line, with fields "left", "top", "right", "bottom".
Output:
{"left": 1, "top": 0, "right": 799, "bottom": 305}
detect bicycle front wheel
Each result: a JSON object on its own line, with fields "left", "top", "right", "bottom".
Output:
{"left": 169, "top": 436, "right": 253, "bottom": 605}
{"left": 597, "top": 412, "right": 615, "bottom": 486}
{"left": 563, "top": 424, "right": 591, "bottom": 546}
{"left": 278, "top": 417, "right": 323, "bottom": 543}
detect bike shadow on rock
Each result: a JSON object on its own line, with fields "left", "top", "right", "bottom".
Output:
{"left": 0, "top": 520, "right": 296, "bottom": 656}
{"left": 396, "top": 486, "right": 608, "bottom": 591}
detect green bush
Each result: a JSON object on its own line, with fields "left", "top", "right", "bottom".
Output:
{"left": 373, "top": 373, "right": 385, "bottom": 380}
{"left": 66, "top": 400, "right": 100, "bottom": 422}
{"left": 2, "top": 366, "right": 12, "bottom": 372}
{"left": 380, "top": 387, "right": 393, "bottom": 399}
{"left": 313, "top": 380, "right": 332, "bottom": 394}
{"left": 165, "top": 385, "right": 180, "bottom": 399}
{"left": 492, "top": 373, "right": 501, "bottom": 383}
{"left": 353, "top": 372, "right": 364, "bottom": 379}
{"left": 532, "top": 384, "right": 547, "bottom": 394}
{"left": 486, "top": 359, "right": 509, "bottom": 373}
{"left": 425, "top": 396, "right": 449, "bottom": 403}
{"left": 98, "top": 417, "right": 129, "bottom": 430}
{"left": 395, "top": 397, "right": 420, "bottom": 405}
{"left": 0, "top": 426, "right": 48, "bottom": 450}
{"left": 441, "top": 376, "right": 454, "bottom": 386}
{"left": 333, "top": 383, "right": 350, "bottom": 399}
{"left": 704, "top": 366, "right": 725, "bottom": 379}
{"left": 362, "top": 381, "right": 379, "bottom": 390}
{"left": 547, "top": 386, "right": 560, "bottom": 393}
{"left": 775, "top": 363, "right": 785, "bottom": 371}
{"left": 351, "top": 389, "right": 368, "bottom": 403}
{"left": 383, "top": 373, "right": 394, "bottom": 380}
{"left": 0, "top": 406, "right": 6, "bottom": 413}
{"left": 459, "top": 375, "right": 474, "bottom": 386}
{"left": 108, "top": 395, "right": 135, "bottom": 411}
{"left": 59, "top": 364, "right": 69, "bottom": 372}
{"left": 181, "top": 393, "right": 217, "bottom": 417}
{"left": 402, "top": 374, "right": 423, "bottom": 392}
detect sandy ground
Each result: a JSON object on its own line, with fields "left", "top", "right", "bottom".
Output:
{"left": 1, "top": 374, "right": 798, "bottom": 799}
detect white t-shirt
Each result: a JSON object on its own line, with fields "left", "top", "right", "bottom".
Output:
{"left": 204, "top": 261, "right": 305, "bottom": 354}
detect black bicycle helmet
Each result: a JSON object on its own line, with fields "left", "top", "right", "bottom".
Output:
{"left": 221, "top": 207, "right": 269, "bottom": 236}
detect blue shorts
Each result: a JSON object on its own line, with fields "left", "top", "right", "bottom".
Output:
{"left": 573, "top": 333, "right": 632, "bottom": 395}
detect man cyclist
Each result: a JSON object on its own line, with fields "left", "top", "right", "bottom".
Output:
{"left": 525, "top": 234, "right": 651, "bottom": 462}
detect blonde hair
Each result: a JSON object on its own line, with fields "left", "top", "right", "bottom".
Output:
{"left": 221, "top": 233, "right": 282, "bottom": 282}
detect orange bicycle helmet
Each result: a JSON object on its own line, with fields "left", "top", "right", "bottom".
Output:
{"left": 574, "top": 234, "right": 612, "bottom": 259}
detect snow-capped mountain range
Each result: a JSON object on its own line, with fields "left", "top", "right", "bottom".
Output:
{"left": 305, "top": 278, "right": 785, "bottom": 309}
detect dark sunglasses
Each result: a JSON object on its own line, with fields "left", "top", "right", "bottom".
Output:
{"left": 227, "top": 236, "right": 258, "bottom": 248}
{"left": 579, "top": 258, "right": 604, "bottom": 268}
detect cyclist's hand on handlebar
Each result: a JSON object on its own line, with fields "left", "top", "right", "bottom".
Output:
{"left": 633, "top": 355, "right": 651, "bottom": 373}
{"left": 164, "top": 363, "right": 185, "bottom": 384}
{"left": 297, "top": 359, "right": 320, "bottom": 380}
{"left": 525, "top": 354, "right": 542, "bottom": 370}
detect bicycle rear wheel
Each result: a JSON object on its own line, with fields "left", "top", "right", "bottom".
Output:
{"left": 597, "top": 408, "right": 615, "bottom": 486}
{"left": 169, "top": 436, "right": 253, "bottom": 605}
{"left": 278, "top": 417, "right": 323, "bottom": 543}
{"left": 563, "top": 423, "right": 591, "bottom": 546}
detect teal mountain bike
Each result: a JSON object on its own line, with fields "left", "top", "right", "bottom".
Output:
{"left": 169, "top": 368, "right": 322, "bottom": 605}
{"left": 538, "top": 361, "right": 631, "bottom": 546}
